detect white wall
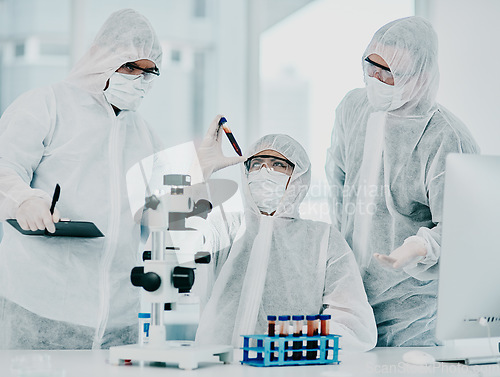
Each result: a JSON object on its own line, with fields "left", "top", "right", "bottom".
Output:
{"left": 419, "top": 0, "right": 500, "bottom": 155}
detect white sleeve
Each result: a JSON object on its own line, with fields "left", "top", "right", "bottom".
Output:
{"left": 0, "top": 88, "right": 55, "bottom": 220}
{"left": 323, "top": 227, "right": 378, "bottom": 352}
{"left": 325, "top": 102, "right": 347, "bottom": 231}
{"left": 0, "top": 167, "right": 51, "bottom": 220}
{"left": 403, "top": 127, "right": 480, "bottom": 281}
{"left": 190, "top": 210, "right": 242, "bottom": 311}
{"left": 402, "top": 226, "right": 440, "bottom": 281}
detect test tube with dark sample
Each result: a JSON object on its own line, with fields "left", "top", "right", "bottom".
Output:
{"left": 218, "top": 117, "right": 242, "bottom": 156}
{"left": 267, "top": 315, "right": 276, "bottom": 336}
{"left": 267, "top": 315, "right": 277, "bottom": 361}
{"left": 278, "top": 315, "right": 291, "bottom": 359}
{"left": 306, "top": 314, "right": 319, "bottom": 360}
{"left": 319, "top": 314, "right": 331, "bottom": 358}
{"left": 292, "top": 315, "right": 304, "bottom": 360}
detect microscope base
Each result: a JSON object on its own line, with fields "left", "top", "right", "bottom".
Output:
{"left": 109, "top": 340, "right": 233, "bottom": 370}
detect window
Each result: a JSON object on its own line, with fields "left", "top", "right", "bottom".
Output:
{"left": 260, "top": 0, "right": 414, "bottom": 222}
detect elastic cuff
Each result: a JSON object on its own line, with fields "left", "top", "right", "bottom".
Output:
{"left": 404, "top": 235, "right": 427, "bottom": 248}
{"left": 14, "top": 189, "right": 51, "bottom": 209}
{"left": 403, "top": 235, "right": 429, "bottom": 264}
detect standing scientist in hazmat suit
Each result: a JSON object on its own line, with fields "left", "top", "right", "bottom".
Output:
{"left": 325, "top": 16, "right": 479, "bottom": 347}
{"left": 195, "top": 133, "right": 377, "bottom": 352}
{"left": 0, "top": 9, "right": 241, "bottom": 350}
{"left": 0, "top": 8, "right": 164, "bottom": 350}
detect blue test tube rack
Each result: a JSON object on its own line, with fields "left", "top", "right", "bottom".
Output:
{"left": 240, "top": 334, "right": 341, "bottom": 367}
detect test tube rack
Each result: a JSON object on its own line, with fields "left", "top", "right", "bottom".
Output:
{"left": 240, "top": 334, "right": 341, "bottom": 367}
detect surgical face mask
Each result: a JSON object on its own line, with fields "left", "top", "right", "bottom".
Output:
{"left": 247, "top": 168, "right": 290, "bottom": 215}
{"left": 365, "top": 75, "right": 406, "bottom": 111}
{"left": 103, "top": 72, "right": 151, "bottom": 111}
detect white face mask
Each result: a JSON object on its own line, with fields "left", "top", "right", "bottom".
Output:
{"left": 104, "top": 72, "right": 151, "bottom": 111}
{"left": 247, "top": 168, "right": 290, "bottom": 215}
{"left": 365, "top": 75, "right": 406, "bottom": 111}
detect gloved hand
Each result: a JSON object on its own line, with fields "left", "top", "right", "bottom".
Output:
{"left": 197, "top": 115, "right": 246, "bottom": 181}
{"left": 373, "top": 236, "right": 428, "bottom": 269}
{"left": 16, "top": 197, "right": 61, "bottom": 233}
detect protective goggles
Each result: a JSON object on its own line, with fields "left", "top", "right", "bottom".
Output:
{"left": 244, "top": 155, "right": 295, "bottom": 175}
{"left": 364, "top": 56, "right": 394, "bottom": 84}
{"left": 121, "top": 62, "right": 160, "bottom": 82}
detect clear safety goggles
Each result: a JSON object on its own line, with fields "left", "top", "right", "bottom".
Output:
{"left": 120, "top": 62, "right": 160, "bottom": 82}
{"left": 364, "top": 57, "right": 394, "bottom": 85}
{"left": 244, "top": 155, "right": 295, "bottom": 175}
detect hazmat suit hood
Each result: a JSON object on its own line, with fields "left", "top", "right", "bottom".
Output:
{"left": 362, "top": 16, "right": 439, "bottom": 116}
{"left": 0, "top": 9, "right": 165, "bottom": 349}
{"left": 242, "top": 134, "right": 311, "bottom": 218}
{"left": 196, "top": 134, "right": 378, "bottom": 351}
{"left": 326, "top": 16, "right": 479, "bottom": 346}
{"left": 66, "top": 8, "right": 163, "bottom": 93}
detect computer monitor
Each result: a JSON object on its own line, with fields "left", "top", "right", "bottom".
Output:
{"left": 436, "top": 154, "right": 500, "bottom": 363}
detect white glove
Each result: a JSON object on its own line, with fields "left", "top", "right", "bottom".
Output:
{"left": 16, "top": 197, "right": 61, "bottom": 233}
{"left": 373, "top": 236, "right": 428, "bottom": 269}
{"left": 197, "top": 115, "right": 246, "bottom": 181}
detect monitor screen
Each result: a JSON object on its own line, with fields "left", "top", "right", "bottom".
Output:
{"left": 436, "top": 154, "right": 500, "bottom": 342}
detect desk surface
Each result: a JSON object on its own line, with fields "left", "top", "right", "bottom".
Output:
{"left": 1, "top": 347, "right": 499, "bottom": 377}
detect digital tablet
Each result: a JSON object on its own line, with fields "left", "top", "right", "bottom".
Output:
{"left": 6, "top": 219, "right": 104, "bottom": 238}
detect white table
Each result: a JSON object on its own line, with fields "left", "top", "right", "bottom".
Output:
{"left": 1, "top": 347, "right": 500, "bottom": 377}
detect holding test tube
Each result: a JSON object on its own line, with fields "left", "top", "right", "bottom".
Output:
{"left": 218, "top": 117, "right": 242, "bottom": 156}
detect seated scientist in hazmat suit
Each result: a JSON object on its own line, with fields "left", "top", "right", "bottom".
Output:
{"left": 195, "top": 133, "right": 378, "bottom": 352}
{"left": 0, "top": 9, "right": 241, "bottom": 350}
{"left": 325, "top": 16, "right": 479, "bottom": 347}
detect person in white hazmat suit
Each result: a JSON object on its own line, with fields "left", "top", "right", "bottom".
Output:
{"left": 0, "top": 9, "right": 242, "bottom": 350}
{"left": 325, "top": 16, "right": 479, "bottom": 347}
{"left": 195, "top": 133, "right": 378, "bottom": 352}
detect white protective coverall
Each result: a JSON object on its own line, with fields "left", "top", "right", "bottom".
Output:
{"left": 0, "top": 9, "right": 163, "bottom": 349}
{"left": 195, "top": 134, "right": 377, "bottom": 352}
{"left": 325, "top": 16, "right": 479, "bottom": 346}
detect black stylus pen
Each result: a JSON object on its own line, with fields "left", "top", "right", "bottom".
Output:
{"left": 50, "top": 184, "right": 60, "bottom": 215}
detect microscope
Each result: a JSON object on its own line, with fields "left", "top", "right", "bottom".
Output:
{"left": 109, "top": 174, "right": 234, "bottom": 370}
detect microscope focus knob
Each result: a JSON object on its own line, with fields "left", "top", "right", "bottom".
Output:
{"left": 172, "top": 266, "right": 195, "bottom": 292}
{"left": 131, "top": 266, "right": 162, "bottom": 292}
